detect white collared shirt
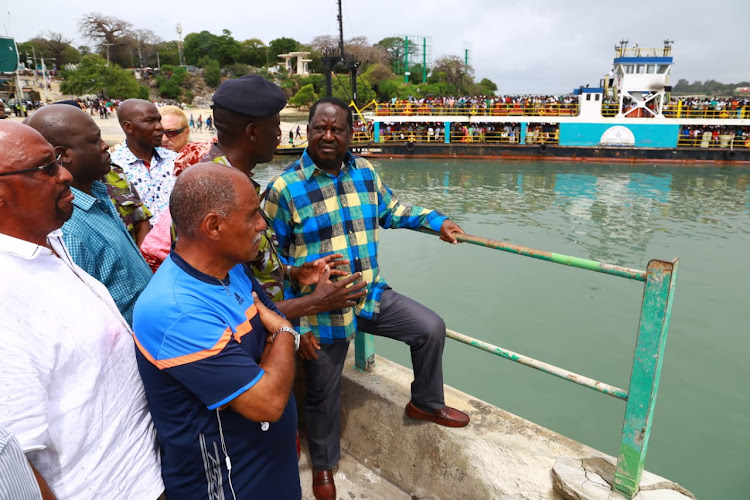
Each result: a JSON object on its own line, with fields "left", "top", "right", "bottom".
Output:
{"left": 0, "top": 230, "right": 163, "bottom": 500}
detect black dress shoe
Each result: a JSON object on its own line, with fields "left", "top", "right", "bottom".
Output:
{"left": 405, "top": 401, "right": 470, "bottom": 427}
{"left": 312, "top": 468, "right": 336, "bottom": 500}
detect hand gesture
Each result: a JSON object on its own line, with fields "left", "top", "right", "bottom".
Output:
{"left": 439, "top": 219, "right": 465, "bottom": 244}
{"left": 308, "top": 266, "right": 368, "bottom": 315}
{"left": 292, "top": 253, "right": 350, "bottom": 285}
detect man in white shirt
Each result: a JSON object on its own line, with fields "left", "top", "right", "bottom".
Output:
{"left": 0, "top": 121, "right": 164, "bottom": 499}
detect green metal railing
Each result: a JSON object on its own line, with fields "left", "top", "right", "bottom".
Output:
{"left": 353, "top": 230, "right": 678, "bottom": 499}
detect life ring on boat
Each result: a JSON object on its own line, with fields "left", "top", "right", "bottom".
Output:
{"left": 724, "top": 150, "right": 736, "bottom": 161}
{"left": 405, "top": 140, "right": 416, "bottom": 152}
{"left": 538, "top": 143, "right": 548, "bottom": 154}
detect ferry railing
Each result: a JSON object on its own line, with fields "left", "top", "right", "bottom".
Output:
{"left": 353, "top": 231, "right": 678, "bottom": 499}
{"left": 373, "top": 103, "right": 579, "bottom": 117}
{"left": 677, "top": 134, "right": 743, "bottom": 148}
{"left": 664, "top": 106, "right": 748, "bottom": 119}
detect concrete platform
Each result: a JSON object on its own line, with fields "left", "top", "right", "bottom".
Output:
{"left": 306, "top": 350, "right": 696, "bottom": 500}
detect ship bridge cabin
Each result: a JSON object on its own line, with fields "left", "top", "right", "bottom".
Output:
{"left": 610, "top": 40, "right": 674, "bottom": 118}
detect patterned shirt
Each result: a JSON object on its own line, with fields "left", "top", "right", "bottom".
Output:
{"left": 110, "top": 143, "right": 177, "bottom": 224}
{"left": 264, "top": 150, "right": 446, "bottom": 343}
{"left": 62, "top": 181, "right": 154, "bottom": 325}
{"left": 138, "top": 143, "right": 286, "bottom": 301}
{"left": 103, "top": 164, "right": 153, "bottom": 241}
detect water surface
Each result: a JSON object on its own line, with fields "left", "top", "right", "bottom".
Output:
{"left": 258, "top": 157, "right": 750, "bottom": 500}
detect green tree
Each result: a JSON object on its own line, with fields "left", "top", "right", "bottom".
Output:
{"left": 184, "top": 29, "right": 243, "bottom": 66}
{"left": 198, "top": 56, "right": 221, "bottom": 87}
{"left": 154, "top": 41, "right": 180, "bottom": 67}
{"left": 430, "top": 55, "right": 474, "bottom": 94}
{"left": 477, "top": 78, "right": 498, "bottom": 95}
{"left": 155, "top": 64, "right": 187, "bottom": 99}
{"left": 268, "top": 37, "right": 301, "bottom": 61}
{"left": 375, "top": 36, "right": 418, "bottom": 74}
{"left": 60, "top": 54, "right": 147, "bottom": 98}
{"left": 290, "top": 83, "right": 318, "bottom": 108}
{"left": 240, "top": 38, "right": 267, "bottom": 67}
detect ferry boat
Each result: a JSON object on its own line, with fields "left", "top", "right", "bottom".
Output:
{"left": 343, "top": 41, "right": 750, "bottom": 163}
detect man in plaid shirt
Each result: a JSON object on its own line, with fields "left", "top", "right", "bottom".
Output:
{"left": 265, "top": 97, "right": 471, "bottom": 500}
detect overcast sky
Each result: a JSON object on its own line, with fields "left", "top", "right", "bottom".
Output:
{"left": 4, "top": 0, "right": 749, "bottom": 94}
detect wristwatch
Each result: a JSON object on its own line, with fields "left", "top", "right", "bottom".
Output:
{"left": 273, "top": 326, "right": 300, "bottom": 351}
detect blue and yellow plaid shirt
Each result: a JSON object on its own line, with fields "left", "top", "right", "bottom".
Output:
{"left": 264, "top": 150, "right": 447, "bottom": 344}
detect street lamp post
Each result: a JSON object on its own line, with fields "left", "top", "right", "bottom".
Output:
{"left": 104, "top": 43, "right": 114, "bottom": 65}
{"left": 176, "top": 24, "right": 184, "bottom": 66}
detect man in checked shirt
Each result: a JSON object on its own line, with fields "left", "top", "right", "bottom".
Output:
{"left": 264, "top": 97, "right": 471, "bottom": 500}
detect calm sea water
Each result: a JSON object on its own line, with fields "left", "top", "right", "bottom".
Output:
{"left": 257, "top": 157, "right": 750, "bottom": 500}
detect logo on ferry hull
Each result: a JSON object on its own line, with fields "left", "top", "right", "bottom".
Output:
{"left": 600, "top": 126, "right": 635, "bottom": 146}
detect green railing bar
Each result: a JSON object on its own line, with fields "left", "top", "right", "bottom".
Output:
{"left": 413, "top": 228, "right": 647, "bottom": 282}
{"left": 614, "top": 259, "right": 679, "bottom": 499}
{"left": 446, "top": 329, "right": 629, "bottom": 400}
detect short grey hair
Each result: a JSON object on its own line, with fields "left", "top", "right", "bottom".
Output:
{"left": 170, "top": 163, "right": 240, "bottom": 239}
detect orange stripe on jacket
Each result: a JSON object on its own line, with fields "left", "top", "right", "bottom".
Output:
{"left": 134, "top": 326, "right": 235, "bottom": 370}
{"left": 233, "top": 304, "right": 258, "bottom": 343}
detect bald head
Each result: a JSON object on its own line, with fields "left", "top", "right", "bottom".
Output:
{"left": 117, "top": 99, "right": 163, "bottom": 151}
{"left": 0, "top": 121, "right": 53, "bottom": 174}
{"left": 118, "top": 99, "right": 156, "bottom": 125}
{"left": 25, "top": 104, "right": 90, "bottom": 148}
{"left": 0, "top": 121, "right": 74, "bottom": 244}
{"left": 170, "top": 163, "right": 245, "bottom": 239}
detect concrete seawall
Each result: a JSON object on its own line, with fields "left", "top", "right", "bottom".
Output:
{"left": 327, "top": 351, "right": 695, "bottom": 499}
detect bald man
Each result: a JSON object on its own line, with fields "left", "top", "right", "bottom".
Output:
{"left": 26, "top": 105, "right": 154, "bottom": 325}
{"left": 111, "top": 99, "right": 177, "bottom": 223}
{"left": 133, "top": 163, "right": 302, "bottom": 499}
{"left": 0, "top": 121, "right": 163, "bottom": 499}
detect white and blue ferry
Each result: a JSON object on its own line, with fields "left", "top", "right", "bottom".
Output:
{"left": 348, "top": 41, "right": 749, "bottom": 163}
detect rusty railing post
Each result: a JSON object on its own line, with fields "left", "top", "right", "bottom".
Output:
{"left": 614, "top": 259, "right": 679, "bottom": 498}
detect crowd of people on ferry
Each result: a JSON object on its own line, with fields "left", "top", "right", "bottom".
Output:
{"left": 376, "top": 93, "right": 750, "bottom": 119}
{"left": 372, "top": 122, "right": 559, "bottom": 144}
{"left": 678, "top": 126, "right": 750, "bottom": 147}
{"left": 377, "top": 94, "right": 579, "bottom": 116}
{"left": 0, "top": 75, "right": 471, "bottom": 500}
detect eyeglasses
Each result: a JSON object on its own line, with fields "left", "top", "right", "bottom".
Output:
{"left": 0, "top": 154, "right": 62, "bottom": 178}
{"left": 163, "top": 127, "right": 187, "bottom": 138}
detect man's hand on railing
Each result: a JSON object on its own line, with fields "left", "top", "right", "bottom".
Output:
{"left": 439, "top": 219, "right": 465, "bottom": 244}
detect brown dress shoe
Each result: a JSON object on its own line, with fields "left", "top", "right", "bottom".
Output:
{"left": 405, "top": 401, "right": 470, "bottom": 428}
{"left": 312, "top": 468, "right": 336, "bottom": 500}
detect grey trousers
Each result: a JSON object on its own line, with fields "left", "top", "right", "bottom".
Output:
{"left": 303, "top": 288, "right": 446, "bottom": 470}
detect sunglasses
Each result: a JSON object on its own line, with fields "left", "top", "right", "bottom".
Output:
{"left": 0, "top": 154, "right": 62, "bottom": 178}
{"left": 163, "top": 127, "right": 187, "bottom": 138}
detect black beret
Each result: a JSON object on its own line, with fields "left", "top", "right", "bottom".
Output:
{"left": 212, "top": 75, "right": 287, "bottom": 117}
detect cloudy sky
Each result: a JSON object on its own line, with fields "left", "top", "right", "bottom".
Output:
{"left": 4, "top": 0, "right": 748, "bottom": 94}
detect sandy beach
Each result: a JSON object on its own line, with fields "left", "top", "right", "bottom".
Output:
{"left": 5, "top": 79, "right": 311, "bottom": 150}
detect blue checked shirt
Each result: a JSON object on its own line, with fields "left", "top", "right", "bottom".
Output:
{"left": 62, "top": 181, "right": 153, "bottom": 325}
{"left": 110, "top": 143, "right": 177, "bottom": 224}
{"left": 264, "top": 150, "right": 447, "bottom": 344}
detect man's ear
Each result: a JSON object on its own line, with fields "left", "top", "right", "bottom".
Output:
{"left": 56, "top": 145, "right": 72, "bottom": 167}
{"left": 201, "top": 213, "right": 224, "bottom": 241}
{"left": 122, "top": 121, "right": 133, "bottom": 135}
{"left": 245, "top": 121, "right": 256, "bottom": 142}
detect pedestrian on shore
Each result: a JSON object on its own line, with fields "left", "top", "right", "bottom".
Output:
{"left": 289, "top": 128, "right": 294, "bottom": 146}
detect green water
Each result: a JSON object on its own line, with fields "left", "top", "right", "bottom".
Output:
{"left": 258, "top": 158, "right": 750, "bottom": 500}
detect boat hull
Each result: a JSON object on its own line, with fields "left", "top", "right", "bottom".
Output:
{"left": 341, "top": 142, "right": 750, "bottom": 164}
